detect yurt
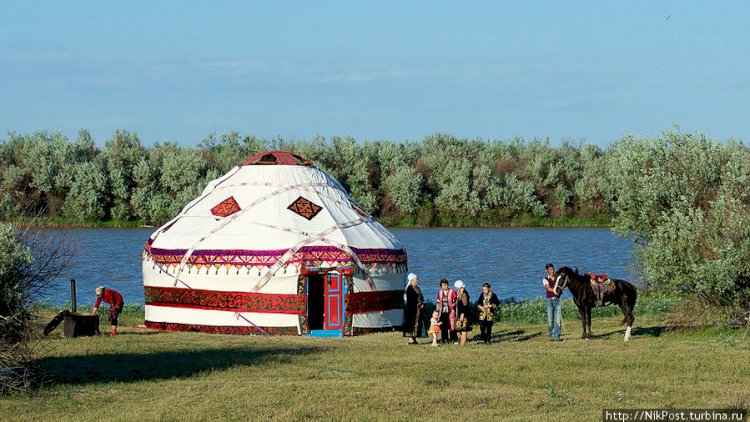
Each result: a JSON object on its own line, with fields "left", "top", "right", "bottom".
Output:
{"left": 142, "top": 151, "right": 407, "bottom": 336}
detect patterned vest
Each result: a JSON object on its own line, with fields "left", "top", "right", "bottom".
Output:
{"left": 545, "top": 276, "right": 558, "bottom": 298}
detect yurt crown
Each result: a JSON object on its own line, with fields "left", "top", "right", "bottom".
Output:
{"left": 241, "top": 151, "right": 314, "bottom": 167}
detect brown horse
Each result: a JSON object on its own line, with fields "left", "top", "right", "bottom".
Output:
{"left": 554, "top": 266, "right": 637, "bottom": 341}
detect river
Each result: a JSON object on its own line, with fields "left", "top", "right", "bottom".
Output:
{"left": 38, "top": 227, "right": 636, "bottom": 307}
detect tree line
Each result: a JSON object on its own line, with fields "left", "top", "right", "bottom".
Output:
{"left": 0, "top": 129, "right": 614, "bottom": 226}
{"left": 2, "top": 127, "right": 750, "bottom": 311}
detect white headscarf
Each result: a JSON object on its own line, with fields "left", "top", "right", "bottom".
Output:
{"left": 405, "top": 273, "right": 419, "bottom": 296}
{"left": 454, "top": 280, "right": 465, "bottom": 289}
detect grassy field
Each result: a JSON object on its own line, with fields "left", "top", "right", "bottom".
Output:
{"left": 2, "top": 308, "right": 749, "bottom": 421}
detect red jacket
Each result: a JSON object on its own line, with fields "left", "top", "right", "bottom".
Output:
{"left": 95, "top": 289, "right": 123, "bottom": 308}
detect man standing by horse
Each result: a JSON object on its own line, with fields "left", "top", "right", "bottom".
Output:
{"left": 543, "top": 263, "right": 562, "bottom": 341}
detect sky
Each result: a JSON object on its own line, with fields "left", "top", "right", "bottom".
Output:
{"left": 1, "top": 1, "right": 748, "bottom": 147}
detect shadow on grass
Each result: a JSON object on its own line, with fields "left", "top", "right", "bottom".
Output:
{"left": 590, "top": 326, "right": 663, "bottom": 339}
{"left": 119, "top": 330, "right": 163, "bottom": 336}
{"left": 39, "top": 345, "right": 323, "bottom": 385}
{"left": 494, "top": 329, "right": 544, "bottom": 342}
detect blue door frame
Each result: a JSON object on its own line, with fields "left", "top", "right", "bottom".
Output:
{"left": 307, "top": 273, "right": 347, "bottom": 337}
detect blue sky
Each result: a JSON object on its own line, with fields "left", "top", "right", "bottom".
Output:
{"left": 1, "top": 1, "right": 748, "bottom": 146}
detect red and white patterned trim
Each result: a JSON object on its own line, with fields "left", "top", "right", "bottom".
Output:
{"left": 143, "top": 244, "right": 407, "bottom": 269}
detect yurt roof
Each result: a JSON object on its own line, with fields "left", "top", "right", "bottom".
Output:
{"left": 144, "top": 151, "right": 406, "bottom": 288}
{"left": 241, "top": 150, "right": 313, "bottom": 167}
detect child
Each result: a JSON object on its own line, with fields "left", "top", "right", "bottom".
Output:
{"left": 429, "top": 310, "right": 442, "bottom": 346}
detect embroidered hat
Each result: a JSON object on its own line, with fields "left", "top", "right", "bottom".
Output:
{"left": 407, "top": 273, "right": 418, "bottom": 282}
{"left": 454, "top": 280, "right": 465, "bottom": 289}
{"left": 95, "top": 286, "right": 105, "bottom": 296}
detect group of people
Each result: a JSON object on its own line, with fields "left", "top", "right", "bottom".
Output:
{"left": 403, "top": 273, "right": 500, "bottom": 346}
{"left": 403, "top": 263, "right": 564, "bottom": 345}
{"left": 92, "top": 265, "right": 564, "bottom": 342}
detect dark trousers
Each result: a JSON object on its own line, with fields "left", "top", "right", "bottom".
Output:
{"left": 439, "top": 312, "right": 457, "bottom": 342}
{"left": 109, "top": 303, "right": 124, "bottom": 326}
{"left": 479, "top": 320, "right": 493, "bottom": 343}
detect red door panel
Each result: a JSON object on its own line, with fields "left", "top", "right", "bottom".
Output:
{"left": 324, "top": 273, "right": 343, "bottom": 330}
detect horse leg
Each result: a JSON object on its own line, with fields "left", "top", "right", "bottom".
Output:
{"left": 578, "top": 306, "right": 587, "bottom": 339}
{"left": 585, "top": 307, "right": 593, "bottom": 339}
{"left": 620, "top": 302, "right": 635, "bottom": 342}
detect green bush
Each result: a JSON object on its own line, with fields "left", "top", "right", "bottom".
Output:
{"left": 609, "top": 128, "right": 750, "bottom": 316}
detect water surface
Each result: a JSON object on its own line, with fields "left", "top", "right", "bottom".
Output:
{"left": 41, "top": 227, "right": 636, "bottom": 306}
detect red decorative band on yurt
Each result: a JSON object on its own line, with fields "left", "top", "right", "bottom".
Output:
{"left": 144, "top": 245, "right": 407, "bottom": 267}
{"left": 350, "top": 247, "right": 408, "bottom": 265}
{"left": 345, "top": 290, "right": 404, "bottom": 314}
{"left": 145, "top": 320, "right": 298, "bottom": 336}
{"left": 144, "top": 286, "right": 306, "bottom": 315}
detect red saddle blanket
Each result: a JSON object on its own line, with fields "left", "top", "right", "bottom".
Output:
{"left": 589, "top": 272, "right": 609, "bottom": 283}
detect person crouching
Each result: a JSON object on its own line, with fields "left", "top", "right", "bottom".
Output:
{"left": 92, "top": 286, "right": 124, "bottom": 336}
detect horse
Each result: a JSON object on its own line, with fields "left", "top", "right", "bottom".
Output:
{"left": 553, "top": 266, "right": 638, "bottom": 341}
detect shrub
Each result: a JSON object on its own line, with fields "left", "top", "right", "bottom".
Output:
{"left": 609, "top": 128, "right": 750, "bottom": 322}
{"left": 0, "top": 224, "right": 75, "bottom": 392}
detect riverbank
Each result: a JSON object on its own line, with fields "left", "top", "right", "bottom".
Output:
{"left": 5, "top": 215, "right": 611, "bottom": 229}
{"left": 7, "top": 217, "right": 149, "bottom": 228}
{"left": 3, "top": 307, "right": 748, "bottom": 421}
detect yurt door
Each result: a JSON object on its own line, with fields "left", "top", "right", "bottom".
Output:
{"left": 323, "top": 273, "right": 344, "bottom": 330}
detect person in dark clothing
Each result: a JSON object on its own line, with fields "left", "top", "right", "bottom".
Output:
{"left": 454, "top": 280, "right": 472, "bottom": 346}
{"left": 402, "top": 273, "right": 424, "bottom": 344}
{"left": 92, "top": 286, "right": 124, "bottom": 336}
{"left": 477, "top": 282, "right": 500, "bottom": 344}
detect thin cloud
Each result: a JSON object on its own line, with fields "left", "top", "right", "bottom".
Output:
{"left": 0, "top": 52, "right": 72, "bottom": 64}
{"left": 316, "top": 67, "right": 414, "bottom": 84}
{"left": 202, "top": 59, "right": 269, "bottom": 75}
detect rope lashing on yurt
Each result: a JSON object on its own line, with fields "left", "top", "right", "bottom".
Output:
{"left": 368, "top": 218, "right": 406, "bottom": 251}
{"left": 198, "top": 181, "right": 384, "bottom": 229}
{"left": 150, "top": 166, "right": 243, "bottom": 239}
{"left": 143, "top": 156, "right": 408, "bottom": 335}
{"left": 249, "top": 218, "right": 376, "bottom": 293}
{"left": 155, "top": 270, "right": 193, "bottom": 289}
{"left": 153, "top": 175, "right": 403, "bottom": 253}
{"left": 170, "top": 180, "right": 397, "bottom": 289}
{"left": 249, "top": 218, "right": 373, "bottom": 290}
{"left": 233, "top": 312, "right": 269, "bottom": 336}
{"left": 170, "top": 183, "right": 328, "bottom": 286}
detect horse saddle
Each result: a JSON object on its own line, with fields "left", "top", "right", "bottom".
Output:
{"left": 589, "top": 272, "right": 609, "bottom": 284}
{"left": 590, "top": 273, "right": 615, "bottom": 306}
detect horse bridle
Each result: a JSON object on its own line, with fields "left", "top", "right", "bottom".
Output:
{"left": 554, "top": 273, "right": 568, "bottom": 296}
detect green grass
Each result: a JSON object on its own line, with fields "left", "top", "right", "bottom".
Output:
{"left": 2, "top": 307, "right": 748, "bottom": 421}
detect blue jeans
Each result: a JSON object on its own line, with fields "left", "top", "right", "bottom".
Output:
{"left": 546, "top": 297, "right": 561, "bottom": 340}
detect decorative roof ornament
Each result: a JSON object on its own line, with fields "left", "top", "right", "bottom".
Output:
{"left": 210, "top": 196, "right": 241, "bottom": 217}
{"left": 242, "top": 150, "right": 313, "bottom": 167}
{"left": 287, "top": 196, "right": 323, "bottom": 220}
